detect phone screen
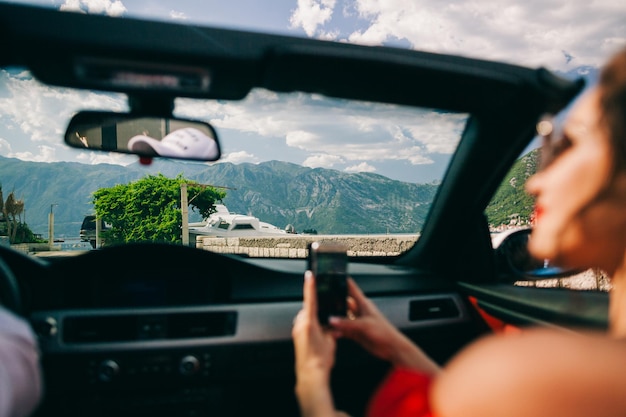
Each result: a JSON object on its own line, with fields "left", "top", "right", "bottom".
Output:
{"left": 309, "top": 242, "right": 348, "bottom": 325}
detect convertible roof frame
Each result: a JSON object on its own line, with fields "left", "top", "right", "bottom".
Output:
{"left": 1, "top": 2, "right": 581, "bottom": 113}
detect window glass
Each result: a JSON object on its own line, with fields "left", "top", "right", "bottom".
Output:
{"left": 1, "top": 71, "right": 468, "bottom": 259}
{"left": 487, "top": 147, "right": 609, "bottom": 291}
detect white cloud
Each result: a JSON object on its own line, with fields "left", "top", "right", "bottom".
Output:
{"left": 395, "top": 148, "right": 433, "bottom": 165}
{"left": 59, "top": 0, "right": 84, "bottom": 13}
{"left": 60, "top": 0, "right": 127, "bottom": 16}
{"left": 317, "top": 30, "right": 340, "bottom": 41}
{"left": 285, "top": 130, "right": 319, "bottom": 149}
{"left": 215, "top": 113, "right": 287, "bottom": 137}
{"left": 12, "top": 145, "right": 57, "bottom": 163}
{"left": 169, "top": 10, "right": 187, "bottom": 20}
{"left": 178, "top": 90, "right": 464, "bottom": 169}
{"left": 182, "top": 92, "right": 289, "bottom": 138}
{"left": 74, "top": 151, "right": 133, "bottom": 165}
{"left": 303, "top": 153, "right": 344, "bottom": 168}
{"left": 0, "top": 76, "right": 124, "bottom": 143}
{"left": 345, "top": 162, "right": 376, "bottom": 173}
{"left": 0, "top": 70, "right": 127, "bottom": 163}
{"left": 406, "top": 113, "right": 466, "bottom": 154}
{"left": 293, "top": 0, "right": 626, "bottom": 72}
{"left": 220, "top": 151, "right": 259, "bottom": 164}
{"left": 289, "top": 0, "right": 337, "bottom": 36}
{"left": 74, "top": 153, "right": 91, "bottom": 163}
{"left": 0, "top": 138, "right": 12, "bottom": 155}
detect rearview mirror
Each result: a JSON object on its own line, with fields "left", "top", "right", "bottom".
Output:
{"left": 494, "top": 228, "right": 583, "bottom": 280}
{"left": 65, "top": 111, "right": 221, "bottom": 162}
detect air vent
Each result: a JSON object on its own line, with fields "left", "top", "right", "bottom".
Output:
{"left": 63, "top": 311, "right": 237, "bottom": 343}
{"left": 409, "top": 297, "right": 460, "bottom": 322}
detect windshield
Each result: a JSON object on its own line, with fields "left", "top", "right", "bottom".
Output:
{"left": 0, "top": 69, "right": 467, "bottom": 257}
{"left": 1, "top": 0, "right": 623, "bottom": 260}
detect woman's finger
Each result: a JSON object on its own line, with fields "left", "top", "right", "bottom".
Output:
{"left": 346, "top": 278, "right": 373, "bottom": 314}
{"left": 346, "top": 296, "right": 359, "bottom": 316}
{"left": 302, "top": 270, "right": 318, "bottom": 320}
{"left": 329, "top": 315, "right": 366, "bottom": 340}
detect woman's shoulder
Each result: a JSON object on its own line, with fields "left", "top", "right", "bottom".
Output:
{"left": 430, "top": 328, "right": 626, "bottom": 417}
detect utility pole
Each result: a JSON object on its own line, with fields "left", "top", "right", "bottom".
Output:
{"left": 48, "top": 203, "right": 58, "bottom": 250}
{"left": 95, "top": 215, "right": 101, "bottom": 249}
{"left": 181, "top": 183, "right": 189, "bottom": 246}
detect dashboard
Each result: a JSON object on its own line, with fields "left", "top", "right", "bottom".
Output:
{"left": 0, "top": 243, "right": 488, "bottom": 417}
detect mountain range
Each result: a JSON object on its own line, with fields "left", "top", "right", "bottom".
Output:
{"left": 0, "top": 156, "right": 439, "bottom": 238}
{"left": 0, "top": 146, "right": 538, "bottom": 239}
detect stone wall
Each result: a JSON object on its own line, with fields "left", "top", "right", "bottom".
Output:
{"left": 195, "top": 234, "right": 420, "bottom": 258}
{"left": 10, "top": 242, "right": 59, "bottom": 254}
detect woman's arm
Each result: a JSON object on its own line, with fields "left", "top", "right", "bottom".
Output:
{"left": 431, "top": 328, "right": 626, "bottom": 417}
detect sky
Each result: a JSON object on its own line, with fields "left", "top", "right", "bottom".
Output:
{"left": 0, "top": 0, "right": 625, "bottom": 183}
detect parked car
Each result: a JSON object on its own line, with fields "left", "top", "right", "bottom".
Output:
{"left": 79, "top": 215, "right": 110, "bottom": 248}
{"left": 0, "top": 2, "right": 604, "bottom": 417}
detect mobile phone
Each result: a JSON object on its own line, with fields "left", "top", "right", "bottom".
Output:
{"left": 308, "top": 241, "right": 348, "bottom": 325}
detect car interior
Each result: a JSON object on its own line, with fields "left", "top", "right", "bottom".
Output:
{"left": 0, "top": 2, "right": 607, "bottom": 417}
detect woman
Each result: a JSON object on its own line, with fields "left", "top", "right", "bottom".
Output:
{"left": 292, "top": 44, "right": 626, "bottom": 417}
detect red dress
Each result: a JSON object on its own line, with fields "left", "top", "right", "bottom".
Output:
{"left": 366, "top": 367, "right": 435, "bottom": 417}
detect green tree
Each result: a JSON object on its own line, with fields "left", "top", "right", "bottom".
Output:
{"left": 93, "top": 174, "right": 226, "bottom": 245}
{"left": 12, "top": 222, "right": 42, "bottom": 244}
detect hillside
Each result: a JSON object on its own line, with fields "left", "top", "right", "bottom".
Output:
{"left": 0, "top": 156, "right": 437, "bottom": 237}
{"left": 485, "top": 148, "right": 539, "bottom": 228}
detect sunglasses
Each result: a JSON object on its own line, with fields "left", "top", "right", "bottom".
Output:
{"left": 536, "top": 114, "right": 571, "bottom": 170}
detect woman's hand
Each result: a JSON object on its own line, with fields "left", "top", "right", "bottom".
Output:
{"left": 329, "top": 278, "right": 440, "bottom": 374}
{"left": 292, "top": 270, "right": 337, "bottom": 380}
{"left": 292, "top": 270, "right": 339, "bottom": 417}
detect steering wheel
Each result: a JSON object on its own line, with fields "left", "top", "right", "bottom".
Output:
{"left": 0, "top": 257, "right": 22, "bottom": 316}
